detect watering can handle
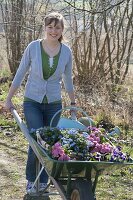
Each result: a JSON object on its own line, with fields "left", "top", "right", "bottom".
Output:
{"left": 50, "top": 106, "right": 92, "bottom": 128}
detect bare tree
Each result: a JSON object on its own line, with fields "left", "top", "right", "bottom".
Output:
{"left": 0, "top": 0, "right": 50, "bottom": 75}
{"left": 63, "top": 0, "right": 133, "bottom": 94}
{"left": 1, "top": 0, "right": 133, "bottom": 91}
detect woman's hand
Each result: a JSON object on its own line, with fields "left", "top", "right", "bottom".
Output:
{"left": 4, "top": 86, "right": 17, "bottom": 111}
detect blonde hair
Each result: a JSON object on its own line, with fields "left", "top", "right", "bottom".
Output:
{"left": 44, "top": 12, "right": 64, "bottom": 42}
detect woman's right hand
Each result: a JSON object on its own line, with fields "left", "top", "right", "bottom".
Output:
{"left": 4, "top": 99, "right": 15, "bottom": 111}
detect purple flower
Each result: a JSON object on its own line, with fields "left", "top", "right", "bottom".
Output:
{"left": 120, "top": 154, "right": 126, "bottom": 160}
{"left": 116, "top": 146, "right": 122, "bottom": 151}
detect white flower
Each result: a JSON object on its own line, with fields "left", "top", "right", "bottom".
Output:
{"left": 67, "top": 129, "right": 78, "bottom": 135}
{"left": 82, "top": 132, "right": 89, "bottom": 138}
{"left": 61, "top": 137, "right": 73, "bottom": 145}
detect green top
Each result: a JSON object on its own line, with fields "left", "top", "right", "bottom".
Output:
{"left": 41, "top": 42, "right": 60, "bottom": 80}
{"left": 24, "top": 42, "right": 61, "bottom": 104}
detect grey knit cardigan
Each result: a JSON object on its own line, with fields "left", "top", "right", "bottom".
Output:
{"left": 12, "top": 39, "right": 74, "bottom": 103}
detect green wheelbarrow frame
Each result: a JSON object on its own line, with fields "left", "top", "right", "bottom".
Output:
{"left": 11, "top": 108, "right": 133, "bottom": 200}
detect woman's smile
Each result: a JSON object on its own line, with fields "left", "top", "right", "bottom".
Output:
{"left": 45, "top": 21, "right": 63, "bottom": 41}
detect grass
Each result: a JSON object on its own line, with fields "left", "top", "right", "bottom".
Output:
{"left": 0, "top": 69, "right": 133, "bottom": 200}
{"left": 0, "top": 67, "right": 10, "bottom": 77}
{"left": 96, "top": 167, "right": 133, "bottom": 199}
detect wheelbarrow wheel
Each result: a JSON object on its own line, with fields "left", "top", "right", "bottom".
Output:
{"left": 70, "top": 179, "right": 95, "bottom": 200}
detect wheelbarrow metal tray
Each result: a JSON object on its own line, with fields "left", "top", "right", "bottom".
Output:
{"left": 31, "top": 136, "right": 133, "bottom": 178}
{"left": 11, "top": 108, "right": 133, "bottom": 178}
{"left": 11, "top": 109, "right": 133, "bottom": 200}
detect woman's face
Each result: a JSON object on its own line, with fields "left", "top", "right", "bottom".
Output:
{"left": 45, "top": 20, "right": 63, "bottom": 42}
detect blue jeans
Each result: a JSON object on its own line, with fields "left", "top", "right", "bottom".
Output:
{"left": 23, "top": 101, "right": 62, "bottom": 183}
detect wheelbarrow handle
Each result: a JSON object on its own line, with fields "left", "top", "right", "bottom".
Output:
{"left": 11, "top": 108, "right": 29, "bottom": 136}
{"left": 50, "top": 106, "right": 92, "bottom": 128}
{"left": 10, "top": 108, "right": 47, "bottom": 164}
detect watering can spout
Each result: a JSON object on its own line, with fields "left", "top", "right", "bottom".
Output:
{"left": 108, "top": 126, "right": 121, "bottom": 136}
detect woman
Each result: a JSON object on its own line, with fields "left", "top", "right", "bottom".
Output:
{"left": 4, "top": 12, "right": 76, "bottom": 193}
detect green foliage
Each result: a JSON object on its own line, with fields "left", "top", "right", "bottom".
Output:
{"left": 0, "top": 67, "right": 10, "bottom": 77}
{"left": 0, "top": 81, "right": 10, "bottom": 100}
{"left": 0, "top": 117, "right": 16, "bottom": 127}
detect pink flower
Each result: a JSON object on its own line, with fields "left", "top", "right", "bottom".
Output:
{"left": 52, "top": 149, "right": 59, "bottom": 157}
{"left": 100, "top": 147, "right": 106, "bottom": 154}
{"left": 58, "top": 154, "right": 70, "bottom": 161}
{"left": 95, "top": 136, "right": 100, "bottom": 143}
{"left": 90, "top": 133, "right": 95, "bottom": 138}
{"left": 100, "top": 144, "right": 112, "bottom": 154}
{"left": 52, "top": 142, "right": 65, "bottom": 158}
{"left": 88, "top": 137, "right": 95, "bottom": 142}
{"left": 91, "top": 146, "right": 99, "bottom": 153}
{"left": 58, "top": 148, "right": 65, "bottom": 155}
{"left": 54, "top": 142, "right": 62, "bottom": 148}
{"left": 95, "top": 143, "right": 102, "bottom": 151}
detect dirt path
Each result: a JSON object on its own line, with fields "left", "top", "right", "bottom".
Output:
{"left": 0, "top": 130, "right": 62, "bottom": 200}
{"left": 0, "top": 139, "right": 26, "bottom": 200}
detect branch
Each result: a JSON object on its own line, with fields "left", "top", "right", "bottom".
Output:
{"left": 63, "top": 0, "right": 125, "bottom": 14}
{"left": 0, "top": 0, "right": 3, "bottom": 5}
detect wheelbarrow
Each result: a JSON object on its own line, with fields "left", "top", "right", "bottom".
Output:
{"left": 11, "top": 107, "right": 133, "bottom": 200}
